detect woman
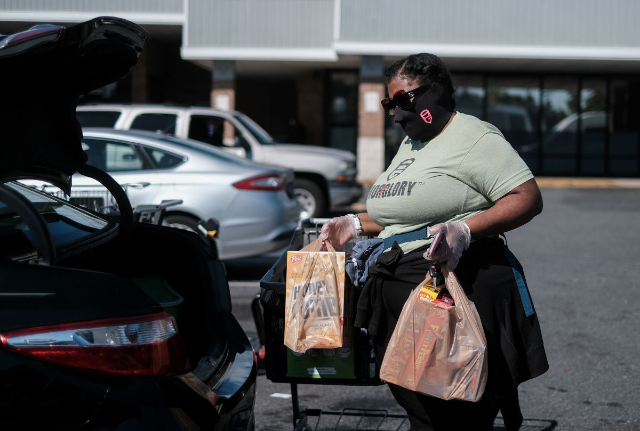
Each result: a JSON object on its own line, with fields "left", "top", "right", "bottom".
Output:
{"left": 320, "top": 53, "right": 548, "bottom": 431}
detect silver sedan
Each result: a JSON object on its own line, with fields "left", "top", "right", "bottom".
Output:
{"left": 59, "top": 128, "right": 300, "bottom": 260}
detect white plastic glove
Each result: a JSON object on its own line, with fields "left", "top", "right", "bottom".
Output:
{"left": 319, "top": 214, "right": 358, "bottom": 249}
{"left": 423, "top": 222, "right": 471, "bottom": 271}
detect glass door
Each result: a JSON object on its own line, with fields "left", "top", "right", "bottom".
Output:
{"left": 486, "top": 77, "right": 541, "bottom": 174}
{"left": 609, "top": 79, "right": 640, "bottom": 176}
{"left": 327, "top": 72, "right": 358, "bottom": 153}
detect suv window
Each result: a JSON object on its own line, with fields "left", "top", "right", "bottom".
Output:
{"left": 143, "top": 147, "right": 185, "bottom": 170}
{"left": 189, "top": 115, "right": 251, "bottom": 154}
{"left": 130, "top": 113, "right": 177, "bottom": 135}
{"left": 189, "top": 115, "right": 225, "bottom": 147}
{"left": 82, "top": 138, "right": 149, "bottom": 172}
{"left": 233, "top": 113, "right": 275, "bottom": 146}
{"left": 76, "top": 111, "right": 121, "bottom": 127}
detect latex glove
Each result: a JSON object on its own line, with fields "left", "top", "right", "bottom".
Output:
{"left": 423, "top": 222, "right": 471, "bottom": 271}
{"left": 319, "top": 215, "right": 357, "bottom": 249}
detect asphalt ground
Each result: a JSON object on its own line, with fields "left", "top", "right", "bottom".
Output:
{"left": 224, "top": 180, "right": 640, "bottom": 431}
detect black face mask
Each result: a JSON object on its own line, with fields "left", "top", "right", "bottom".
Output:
{"left": 394, "top": 86, "right": 454, "bottom": 142}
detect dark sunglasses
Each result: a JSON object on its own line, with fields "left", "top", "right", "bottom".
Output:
{"left": 381, "top": 85, "right": 430, "bottom": 115}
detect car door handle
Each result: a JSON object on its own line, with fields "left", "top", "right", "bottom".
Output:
{"left": 124, "top": 182, "right": 151, "bottom": 189}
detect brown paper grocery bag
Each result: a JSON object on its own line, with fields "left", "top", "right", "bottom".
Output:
{"left": 284, "top": 239, "right": 346, "bottom": 353}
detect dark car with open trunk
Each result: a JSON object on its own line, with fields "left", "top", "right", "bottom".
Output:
{"left": 0, "top": 17, "right": 256, "bottom": 430}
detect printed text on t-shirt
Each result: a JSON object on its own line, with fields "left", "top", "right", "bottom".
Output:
{"left": 368, "top": 181, "right": 419, "bottom": 200}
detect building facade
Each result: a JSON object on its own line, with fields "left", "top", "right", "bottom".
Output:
{"left": 2, "top": 0, "right": 639, "bottom": 180}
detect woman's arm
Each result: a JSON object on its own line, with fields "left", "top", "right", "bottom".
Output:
{"left": 464, "top": 178, "right": 543, "bottom": 240}
{"left": 355, "top": 212, "right": 383, "bottom": 236}
{"left": 320, "top": 212, "right": 382, "bottom": 248}
{"left": 425, "top": 178, "right": 542, "bottom": 270}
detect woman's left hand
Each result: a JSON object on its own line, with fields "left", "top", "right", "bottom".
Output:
{"left": 423, "top": 222, "right": 471, "bottom": 271}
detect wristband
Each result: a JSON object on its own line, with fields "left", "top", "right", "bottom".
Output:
{"left": 350, "top": 213, "right": 363, "bottom": 237}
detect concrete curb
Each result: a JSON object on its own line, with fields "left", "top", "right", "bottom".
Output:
{"left": 534, "top": 177, "right": 640, "bottom": 188}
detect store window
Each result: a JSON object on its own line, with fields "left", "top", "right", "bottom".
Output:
{"left": 453, "top": 75, "right": 485, "bottom": 119}
{"left": 580, "top": 80, "right": 607, "bottom": 175}
{"left": 609, "top": 79, "right": 640, "bottom": 175}
{"left": 486, "top": 77, "right": 540, "bottom": 173}
{"left": 381, "top": 73, "right": 639, "bottom": 178}
{"left": 541, "top": 78, "right": 579, "bottom": 175}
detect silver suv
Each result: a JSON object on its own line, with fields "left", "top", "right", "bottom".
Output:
{"left": 76, "top": 105, "right": 363, "bottom": 217}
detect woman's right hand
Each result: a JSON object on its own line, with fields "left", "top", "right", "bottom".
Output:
{"left": 319, "top": 215, "right": 358, "bottom": 249}
{"left": 423, "top": 222, "right": 471, "bottom": 271}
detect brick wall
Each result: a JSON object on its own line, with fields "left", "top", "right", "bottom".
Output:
{"left": 357, "top": 81, "right": 385, "bottom": 182}
{"left": 358, "top": 82, "right": 384, "bottom": 138}
{"left": 211, "top": 80, "right": 236, "bottom": 144}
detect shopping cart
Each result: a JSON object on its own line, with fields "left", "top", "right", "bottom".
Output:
{"left": 259, "top": 218, "right": 409, "bottom": 431}
{"left": 43, "top": 186, "right": 122, "bottom": 216}
{"left": 40, "top": 184, "right": 184, "bottom": 226}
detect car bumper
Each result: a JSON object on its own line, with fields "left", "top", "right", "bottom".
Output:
{"left": 329, "top": 180, "right": 363, "bottom": 208}
{"left": 212, "top": 191, "right": 300, "bottom": 260}
{"left": 217, "top": 222, "right": 297, "bottom": 260}
{"left": 83, "top": 376, "right": 256, "bottom": 430}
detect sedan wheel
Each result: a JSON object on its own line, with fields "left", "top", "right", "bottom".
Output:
{"left": 162, "top": 214, "right": 199, "bottom": 233}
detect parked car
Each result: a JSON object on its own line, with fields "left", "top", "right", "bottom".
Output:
{"left": 0, "top": 17, "right": 256, "bottom": 430}
{"left": 26, "top": 128, "right": 301, "bottom": 260}
{"left": 76, "top": 104, "right": 364, "bottom": 217}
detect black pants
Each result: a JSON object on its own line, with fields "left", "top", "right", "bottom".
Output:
{"left": 370, "top": 238, "right": 514, "bottom": 431}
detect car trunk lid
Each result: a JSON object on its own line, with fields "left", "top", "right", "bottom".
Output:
{"left": 0, "top": 17, "right": 148, "bottom": 193}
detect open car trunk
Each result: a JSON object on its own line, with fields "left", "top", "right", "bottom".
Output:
{"left": 0, "top": 17, "right": 255, "bottom": 429}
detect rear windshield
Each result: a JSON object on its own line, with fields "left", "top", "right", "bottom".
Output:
{"left": 0, "top": 183, "right": 112, "bottom": 261}
{"left": 76, "top": 111, "right": 121, "bottom": 127}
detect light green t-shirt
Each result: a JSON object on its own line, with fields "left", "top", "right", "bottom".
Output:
{"left": 366, "top": 112, "right": 533, "bottom": 254}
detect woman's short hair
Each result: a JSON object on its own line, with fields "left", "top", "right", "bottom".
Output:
{"left": 384, "top": 53, "right": 455, "bottom": 95}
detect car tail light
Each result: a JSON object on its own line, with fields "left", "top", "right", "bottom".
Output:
{"left": 233, "top": 174, "right": 286, "bottom": 191}
{"left": 0, "top": 312, "right": 189, "bottom": 377}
